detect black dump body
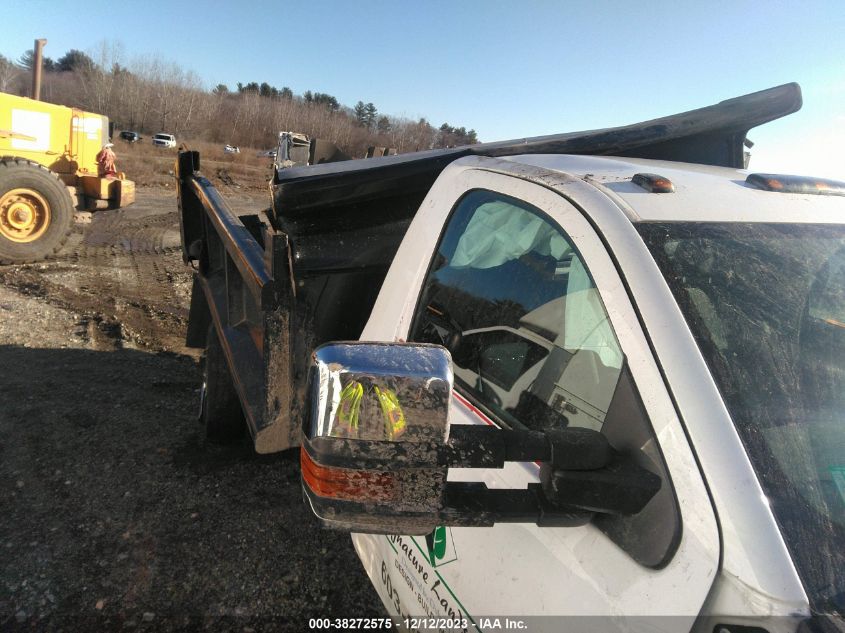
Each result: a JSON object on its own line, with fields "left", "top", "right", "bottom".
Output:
{"left": 270, "top": 149, "right": 462, "bottom": 344}
{"left": 269, "top": 82, "right": 801, "bottom": 345}
{"left": 177, "top": 83, "right": 801, "bottom": 452}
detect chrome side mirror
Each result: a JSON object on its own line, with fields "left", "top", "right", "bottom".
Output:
{"left": 301, "top": 343, "right": 661, "bottom": 536}
{"left": 301, "top": 342, "right": 453, "bottom": 535}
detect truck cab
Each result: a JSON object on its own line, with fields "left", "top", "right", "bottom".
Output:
{"left": 345, "top": 154, "right": 844, "bottom": 632}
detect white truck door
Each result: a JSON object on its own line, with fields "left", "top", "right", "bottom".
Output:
{"left": 354, "top": 164, "right": 721, "bottom": 632}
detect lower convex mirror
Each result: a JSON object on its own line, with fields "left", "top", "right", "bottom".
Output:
{"left": 301, "top": 342, "right": 453, "bottom": 535}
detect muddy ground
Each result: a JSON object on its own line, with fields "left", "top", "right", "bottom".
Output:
{"left": 0, "top": 187, "right": 384, "bottom": 631}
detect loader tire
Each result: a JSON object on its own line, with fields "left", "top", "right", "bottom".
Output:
{"left": 200, "top": 325, "right": 247, "bottom": 444}
{"left": 0, "top": 159, "right": 74, "bottom": 264}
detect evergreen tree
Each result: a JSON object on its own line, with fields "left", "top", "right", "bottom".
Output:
{"left": 17, "top": 50, "right": 56, "bottom": 72}
{"left": 57, "top": 49, "right": 95, "bottom": 72}
{"left": 17, "top": 50, "right": 35, "bottom": 70}
{"left": 376, "top": 116, "right": 391, "bottom": 133}
{"left": 354, "top": 101, "right": 367, "bottom": 126}
{"left": 364, "top": 103, "right": 378, "bottom": 128}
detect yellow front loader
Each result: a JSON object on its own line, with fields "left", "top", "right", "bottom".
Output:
{"left": 0, "top": 91, "right": 135, "bottom": 264}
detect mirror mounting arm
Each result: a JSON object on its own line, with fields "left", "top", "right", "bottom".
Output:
{"left": 440, "top": 425, "right": 613, "bottom": 470}
{"left": 440, "top": 482, "right": 594, "bottom": 528}
{"left": 438, "top": 426, "right": 661, "bottom": 520}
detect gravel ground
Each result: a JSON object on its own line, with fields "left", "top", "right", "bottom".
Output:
{"left": 0, "top": 188, "right": 384, "bottom": 631}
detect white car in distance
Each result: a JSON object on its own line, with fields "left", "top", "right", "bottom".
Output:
{"left": 152, "top": 133, "right": 176, "bottom": 148}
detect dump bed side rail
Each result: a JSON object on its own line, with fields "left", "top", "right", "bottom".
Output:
{"left": 177, "top": 151, "right": 300, "bottom": 453}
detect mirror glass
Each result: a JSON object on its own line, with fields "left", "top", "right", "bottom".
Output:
{"left": 309, "top": 342, "right": 453, "bottom": 446}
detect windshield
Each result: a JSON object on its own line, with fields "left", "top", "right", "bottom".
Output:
{"left": 638, "top": 222, "right": 845, "bottom": 616}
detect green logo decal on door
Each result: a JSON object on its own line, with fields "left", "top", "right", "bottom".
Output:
{"left": 425, "top": 526, "right": 458, "bottom": 567}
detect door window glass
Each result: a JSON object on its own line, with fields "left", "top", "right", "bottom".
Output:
{"left": 410, "top": 189, "right": 623, "bottom": 432}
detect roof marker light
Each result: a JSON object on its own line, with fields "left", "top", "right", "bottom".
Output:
{"left": 632, "top": 173, "right": 675, "bottom": 193}
{"left": 746, "top": 173, "right": 845, "bottom": 196}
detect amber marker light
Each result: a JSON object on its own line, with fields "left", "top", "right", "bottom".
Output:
{"left": 746, "top": 173, "right": 845, "bottom": 196}
{"left": 632, "top": 173, "right": 675, "bottom": 193}
{"left": 300, "top": 448, "right": 398, "bottom": 502}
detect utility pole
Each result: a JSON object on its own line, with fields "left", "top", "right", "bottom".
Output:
{"left": 31, "top": 38, "right": 47, "bottom": 101}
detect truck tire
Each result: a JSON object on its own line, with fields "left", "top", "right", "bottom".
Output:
{"left": 200, "top": 325, "right": 247, "bottom": 444}
{"left": 0, "top": 158, "right": 74, "bottom": 264}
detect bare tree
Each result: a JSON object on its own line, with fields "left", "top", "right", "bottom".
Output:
{"left": 19, "top": 40, "right": 478, "bottom": 157}
{"left": 0, "top": 55, "right": 19, "bottom": 92}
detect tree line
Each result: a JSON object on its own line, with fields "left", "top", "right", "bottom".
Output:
{"left": 0, "top": 44, "right": 480, "bottom": 156}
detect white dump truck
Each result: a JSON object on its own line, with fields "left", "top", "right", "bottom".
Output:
{"left": 176, "top": 83, "right": 844, "bottom": 632}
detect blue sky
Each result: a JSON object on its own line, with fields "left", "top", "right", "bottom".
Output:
{"left": 4, "top": 0, "right": 844, "bottom": 177}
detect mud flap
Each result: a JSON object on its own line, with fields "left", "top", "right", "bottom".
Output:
{"left": 185, "top": 274, "right": 212, "bottom": 349}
